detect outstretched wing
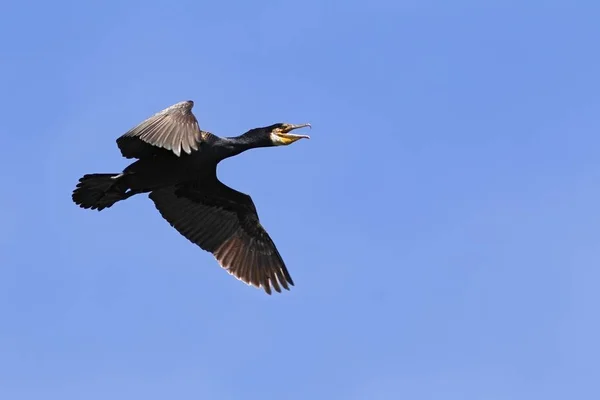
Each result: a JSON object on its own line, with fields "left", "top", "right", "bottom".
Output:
{"left": 117, "top": 100, "right": 209, "bottom": 159}
{"left": 148, "top": 180, "right": 294, "bottom": 295}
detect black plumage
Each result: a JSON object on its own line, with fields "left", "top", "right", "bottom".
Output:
{"left": 72, "top": 100, "right": 310, "bottom": 294}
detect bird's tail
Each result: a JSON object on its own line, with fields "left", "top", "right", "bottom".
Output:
{"left": 72, "top": 173, "right": 128, "bottom": 211}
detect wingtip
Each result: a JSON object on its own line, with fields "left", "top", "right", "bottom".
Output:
{"left": 169, "top": 100, "right": 194, "bottom": 112}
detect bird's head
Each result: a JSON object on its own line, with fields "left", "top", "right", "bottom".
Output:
{"left": 243, "top": 123, "right": 311, "bottom": 147}
{"left": 268, "top": 123, "right": 311, "bottom": 146}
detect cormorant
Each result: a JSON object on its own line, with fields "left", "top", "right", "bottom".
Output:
{"left": 72, "top": 100, "right": 311, "bottom": 295}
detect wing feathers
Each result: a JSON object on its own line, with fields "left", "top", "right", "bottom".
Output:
{"left": 149, "top": 185, "right": 294, "bottom": 294}
{"left": 117, "top": 100, "right": 205, "bottom": 159}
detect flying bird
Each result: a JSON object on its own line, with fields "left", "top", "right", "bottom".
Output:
{"left": 72, "top": 100, "right": 311, "bottom": 294}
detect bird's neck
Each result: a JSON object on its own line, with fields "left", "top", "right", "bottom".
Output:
{"left": 216, "top": 135, "right": 261, "bottom": 161}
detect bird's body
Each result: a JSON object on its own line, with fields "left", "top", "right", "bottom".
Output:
{"left": 72, "top": 100, "right": 311, "bottom": 294}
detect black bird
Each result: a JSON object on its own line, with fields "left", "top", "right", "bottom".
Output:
{"left": 72, "top": 100, "right": 311, "bottom": 295}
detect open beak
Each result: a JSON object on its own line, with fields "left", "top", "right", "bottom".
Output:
{"left": 276, "top": 123, "right": 311, "bottom": 145}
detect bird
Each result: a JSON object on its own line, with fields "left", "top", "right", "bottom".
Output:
{"left": 72, "top": 100, "right": 311, "bottom": 295}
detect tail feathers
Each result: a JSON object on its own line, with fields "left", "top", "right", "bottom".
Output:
{"left": 72, "top": 173, "right": 127, "bottom": 211}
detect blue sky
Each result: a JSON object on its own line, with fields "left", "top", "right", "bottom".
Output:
{"left": 1, "top": 1, "right": 599, "bottom": 398}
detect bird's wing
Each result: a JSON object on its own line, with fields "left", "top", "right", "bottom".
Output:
{"left": 148, "top": 180, "right": 294, "bottom": 294}
{"left": 116, "top": 100, "right": 209, "bottom": 159}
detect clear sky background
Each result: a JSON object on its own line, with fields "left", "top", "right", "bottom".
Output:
{"left": 1, "top": 1, "right": 599, "bottom": 399}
